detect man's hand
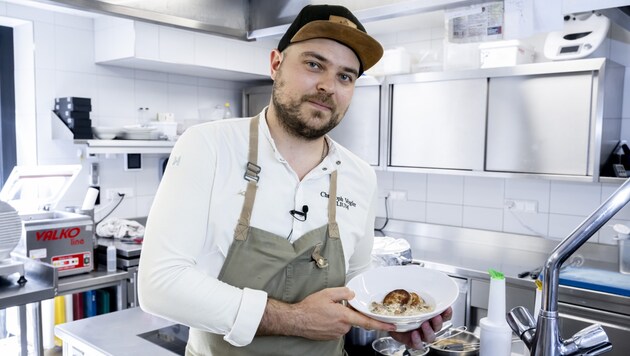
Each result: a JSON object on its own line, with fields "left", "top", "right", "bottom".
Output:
{"left": 389, "top": 307, "right": 453, "bottom": 349}
{"left": 258, "top": 287, "right": 396, "bottom": 340}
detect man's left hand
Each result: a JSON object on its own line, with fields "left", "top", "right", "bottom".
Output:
{"left": 389, "top": 307, "right": 453, "bottom": 350}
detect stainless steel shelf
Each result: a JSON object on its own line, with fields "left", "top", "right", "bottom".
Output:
{"left": 76, "top": 139, "right": 175, "bottom": 155}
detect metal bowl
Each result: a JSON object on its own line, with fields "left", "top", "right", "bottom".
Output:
{"left": 428, "top": 330, "right": 479, "bottom": 356}
{"left": 371, "top": 336, "right": 429, "bottom": 356}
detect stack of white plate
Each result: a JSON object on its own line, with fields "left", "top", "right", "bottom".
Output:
{"left": 0, "top": 201, "right": 23, "bottom": 261}
{"left": 121, "top": 125, "right": 160, "bottom": 140}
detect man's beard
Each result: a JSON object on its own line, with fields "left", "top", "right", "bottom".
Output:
{"left": 271, "top": 78, "right": 344, "bottom": 140}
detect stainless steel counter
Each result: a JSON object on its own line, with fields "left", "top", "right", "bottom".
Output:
{"left": 380, "top": 220, "right": 630, "bottom": 316}
{"left": 55, "top": 307, "right": 183, "bottom": 356}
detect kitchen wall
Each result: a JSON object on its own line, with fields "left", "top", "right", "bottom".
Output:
{"left": 369, "top": 13, "right": 630, "bottom": 245}
{"left": 2, "top": 1, "right": 630, "bottom": 247}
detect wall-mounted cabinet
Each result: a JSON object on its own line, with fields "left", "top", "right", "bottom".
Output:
{"left": 386, "top": 58, "right": 625, "bottom": 182}
{"left": 390, "top": 78, "right": 487, "bottom": 170}
{"left": 94, "top": 17, "right": 272, "bottom": 82}
{"left": 243, "top": 76, "right": 383, "bottom": 166}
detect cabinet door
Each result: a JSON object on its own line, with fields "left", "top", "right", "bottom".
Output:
{"left": 390, "top": 79, "right": 487, "bottom": 170}
{"left": 486, "top": 73, "right": 593, "bottom": 175}
{"left": 328, "top": 85, "right": 381, "bottom": 166}
{"left": 245, "top": 85, "right": 381, "bottom": 166}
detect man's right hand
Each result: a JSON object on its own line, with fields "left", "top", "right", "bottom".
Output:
{"left": 257, "top": 287, "right": 396, "bottom": 340}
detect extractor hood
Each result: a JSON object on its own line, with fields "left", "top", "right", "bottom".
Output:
{"left": 31, "top": 0, "right": 630, "bottom": 40}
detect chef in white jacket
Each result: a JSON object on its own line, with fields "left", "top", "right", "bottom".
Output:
{"left": 138, "top": 4, "right": 451, "bottom": 355}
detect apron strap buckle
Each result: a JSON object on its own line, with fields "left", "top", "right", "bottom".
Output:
{"left": 244, "top": 162, "right": 261, "bottom": 182}
{"left": 311, "top": 243, "right": 329, "bottom": 269}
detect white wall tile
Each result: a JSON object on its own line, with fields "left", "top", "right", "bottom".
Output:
{"left": 549, "top": 181, "right": 601, "bottom": 216}
{"left": 54, "top": 26, "right": 94, "bottom": 73}
{"left": 464, "top": 176, "right": 505, "bottom": 208}
{"left": 135, "top": 79, "right": 169, "bottom": 122}
{"left": 602, "top": 183, "right": 630, "bottom": 220}
{"left": 167, "top": 82, "right": 199, "bottom": 120}
{"left": 375, "top": 171, "right": 394, "bottom": 199}
{"left": 393, "top": 172, "right": 427, "bottom": 201}
{"left": 34, "top": 21, "right": 55, "bottom": 70}
{"left": 54, "top": 71, "right": 98, "bottom": 104}
{"left": 427, "top": 174, "right": 463, "bottom": 204}
{"left": 463, "top": 206, "right": 503, "bottom": 231}
{"left": 503, "top": 209, "right": 548, "bottom": 237}
{"left": 426, "top": 202, "right": 462, "bottom": 226}
{"left": 505, "top": 178, "right": 551, "bottom": 212}
{"left": 391, "top": 199, "right": 426, "bottom": 222}
{"left": 548, "top": 213, "right": 589, "bottom": 240}
{"left": 97, "top": 75, "right": 136, "bottom": 121}
{"left": 0, "top": 2, "right": 6, "bottom": 15}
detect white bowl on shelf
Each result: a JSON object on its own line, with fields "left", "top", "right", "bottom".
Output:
{"left": 92, "top": 126, "right": 122, "bottom": 140}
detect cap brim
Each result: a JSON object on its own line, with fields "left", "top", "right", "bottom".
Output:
{"left": 290, "top": 20, "right": 383, "bottom": 72}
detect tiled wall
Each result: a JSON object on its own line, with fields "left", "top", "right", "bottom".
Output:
{"left": 370, "top": 16, "right": 630, "bottom": 246}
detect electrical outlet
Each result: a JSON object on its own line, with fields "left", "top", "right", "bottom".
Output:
{"left": 505, "top": 199, "right": 538, "bottom": 213}
{"left": 389, "top": 190, "right": 407, "bottom": 200}
{"left": 106, "top": 188, "right": 134, "bottom": 200}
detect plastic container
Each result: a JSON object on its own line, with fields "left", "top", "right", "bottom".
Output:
{"left": 107, "top": 244, "right": 117, "bottom": 272}
{"left": 613, "top": 224, "right": 630, "bottom": 274}
{"left": 479, "top": 40, "right": 535, "bottom": 68}
{"left": 223, "top": 102, "right": 233, "bottom": 119}
{"left": 479, "top": 269, "right": 512, "bottom": 356}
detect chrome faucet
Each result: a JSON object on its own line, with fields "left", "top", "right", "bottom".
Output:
{"left": 506, "top": 178, "right": 630, "bottom": 355}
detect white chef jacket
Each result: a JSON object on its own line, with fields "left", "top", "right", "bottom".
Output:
{"left": 138, "top": 108, "right": 377, "bottom": 348}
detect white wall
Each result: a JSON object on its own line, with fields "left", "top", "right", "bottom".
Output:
{"left": 371, "top": 14, "right": 630, "bottom": 246}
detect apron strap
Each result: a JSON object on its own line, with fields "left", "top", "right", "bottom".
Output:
{"left": 328, "top": 170, "right": 340, "bottom": 239}
{"left": 235, "top": 115, "right": 261, "bottom": 241}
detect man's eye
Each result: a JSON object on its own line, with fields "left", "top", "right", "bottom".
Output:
{"left": 307, "top": 61, "right": 321, "bottom": 69}
{"left": 339, "top": 74, "right": 354, "bottom": 82}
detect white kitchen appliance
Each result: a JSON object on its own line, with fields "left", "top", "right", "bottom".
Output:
{"left": 0, "top": 165, "right": 95, "bottom": 276}
{"left": 0, "top": 200, "right": 27, "bottom": 285}
{"left": 544, "top": 12, "right": 610, "bottom": 60}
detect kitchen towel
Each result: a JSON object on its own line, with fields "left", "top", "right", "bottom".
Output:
{"left": 560, "top": 267, "right": 630, "bottom": 296}
{"left": 96, "top": 218, "right": 145, "bottom": 238}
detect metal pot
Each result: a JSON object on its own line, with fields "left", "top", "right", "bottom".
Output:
{"left": 372, "top": 336, "right": 430, "bottom": 356}
{"left": 371, "top": 236, "right": 423, "bottom": 267}
{"left": 428, "top": 330, "right": 479, "bottom": 356}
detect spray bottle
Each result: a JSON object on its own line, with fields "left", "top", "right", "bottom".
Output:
{"left": 480, "top": 269, "right": 513, "bottom": 356}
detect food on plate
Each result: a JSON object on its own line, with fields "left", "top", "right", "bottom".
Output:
{"left": 370, "top": 288, "right": 434, "bottom": 316}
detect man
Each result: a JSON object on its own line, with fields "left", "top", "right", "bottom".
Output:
{"left": 138, "top": 4, "right": 450, "bottom": 355}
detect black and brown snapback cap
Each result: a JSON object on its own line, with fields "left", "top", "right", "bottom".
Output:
{"left": 277, "top": 4, "right": 384, "bottom": 75}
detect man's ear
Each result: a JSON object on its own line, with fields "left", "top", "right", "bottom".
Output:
{"left": 270, "top": 49, "right": 283, "bottom": 80}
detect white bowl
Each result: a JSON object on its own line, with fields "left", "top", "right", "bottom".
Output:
{"left": 347, "top": 266, "right": 459, "bottom": 331}
{"left": 92, "top": 126, "right": 122, "bottom": 140}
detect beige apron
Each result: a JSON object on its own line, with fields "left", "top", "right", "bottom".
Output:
{"left": 186, "top": 115, "right": 347, "bottom": 356}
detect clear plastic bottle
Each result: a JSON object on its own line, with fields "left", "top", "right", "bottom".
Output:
{"left": 210, "top": 104, "right": 224, "bottom": 121}
{"left": 107, "top": 244, "right": 116, "bottom": 272}
{"left": 223, "top": 102, "right": 233, "bottom": 119}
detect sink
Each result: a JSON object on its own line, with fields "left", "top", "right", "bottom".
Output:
{"left": 137, "top": 324, "right": 189, "bottom": 355}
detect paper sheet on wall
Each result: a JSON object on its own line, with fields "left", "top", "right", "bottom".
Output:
{"left": 445, "top": 1, "right": 504, "bottom": 43}
{"left": 504, "top": 0, "right": 564, "bottom": 39}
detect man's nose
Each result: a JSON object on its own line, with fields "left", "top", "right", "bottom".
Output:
{"left": 316, "top": 72, "right": 336, "bottom": 93}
